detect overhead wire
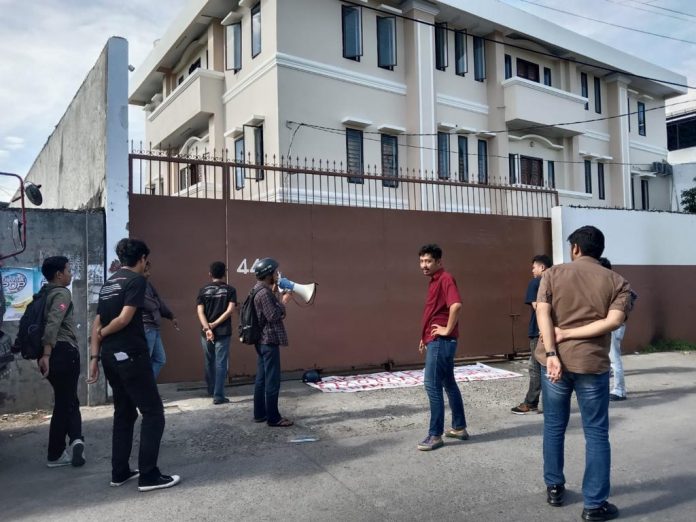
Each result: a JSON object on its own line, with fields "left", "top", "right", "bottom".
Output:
{"left": 600, "top": 0, "right": 694, "bottom": 22}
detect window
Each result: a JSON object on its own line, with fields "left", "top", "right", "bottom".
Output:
{"left": 516, "top": 58, "right": 539, "bottom": 82}
{"left": 177, "top": 75, "right": 184, "bottom": 86}
{"left": 473, "top": 36, "right": 485, "bottom": 81}
{"left": 598, "top": 163, "right": 605, "bottom": 200}
{"left": 251, "top": 3, "right": 261, "bottom": 58}
{"left": 520, "top": 156, "right": 543, "bottom": 186}
{"left": 543, "top": 67, "right": 552, "bottom": 86}
{"left": 641, "top": 179, "right": 649, "bottom": 209}
{"left": 508, "top": 154, "right": 517, "bottom": 184}
{"left": 584, "top": 160, "right": 592, "bottom": 194}
{"left": 377, "top": 16, "right": 397, "bottom": 70}
{"left": 547, "top": 160, "right": 555, "bottom": 188}
{"left": 504, "top": 54, "right": 512, "bottom": 80}
{"left": 477, "top": 139, "right": 488, "bottom": 183}
{"left": 437, "top": 132, "right": 450, "bottom": 179}
{"left": 234, "top": 137, "right": 245, "bottom": 190}
{"left": 381, "top": 134, "right": 398, "bottom": 187}
{"left": 435, "top": 23, "right": 448, "bottom": 71}
{"left": 188, "top": 58, "right": 201, "bottom": 75}
{"left": 638, "top": 101, "right": 646, "bottom": 136}
{"left": 346, "top": 128, "right": 364, "bottom": 183}
{"left": 253, "top": 126, "right": 264, "bottom": 181}
{"left": 594, "top": 77, "right": 601, "bottom": 114}
{"left": 458, "top": 136, "right": 469, "bottom": 182}
{"left": 342, "top": 5, "right": 362, "bottom": 61}
{"left": 627, "top": 96, "right": 631, "bottom": 132}
{"left": 178, "top": 165, "right": 199, "bottom": 190}
{"left": 455, "top": 31, "right": 467, "bottom": 76}
{"left": 226, "top": 23, "right": 242, "bottom": 72}
{"left": 581, "top": 73, "right": 588, "bottom": 110}
{"left": 668, "top": 115, "right": 696, "bottom": 150}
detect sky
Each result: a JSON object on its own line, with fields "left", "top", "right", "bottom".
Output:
{"left": 0, "top": 0, "right": 695, "bottom": 199}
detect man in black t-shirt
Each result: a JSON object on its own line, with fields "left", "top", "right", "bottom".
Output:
{"left": 511, "top": 254, "right": 552, "bottom": 415}
{"left": 87, "top": 238, "right": 180, "bottom": 492}
{"left": 196, "top": 261, "right": 237, "bottom": 405}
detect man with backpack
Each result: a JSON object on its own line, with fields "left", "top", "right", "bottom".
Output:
{"left": 248, "top": 258, "right": 293, "bottom": 427}
{"left": 39, "top": 256, "right": 85, "bottom": 468}
{"left": 196, "top": 261, "right": 237, "bottom": 405}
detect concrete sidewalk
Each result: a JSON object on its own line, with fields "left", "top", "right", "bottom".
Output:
{"left": 1, "top": 352, "right": 695, "bottom": 521}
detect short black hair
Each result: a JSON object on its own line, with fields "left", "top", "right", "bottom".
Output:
{"left": 567, "top": 225, "right": 605, "bottom": 259}
{"left": 115, "top": 238, "right": 150, "bottom": 267}
{"left": 210, "top": 261, "right": 226, "bottom": 279}
{"left": 532, "top": 255, "right": 553, "bottom": 269}
{"left": 598, "top": 257, "right": 612, "bottom": 270}
{"left": 41, "top": 256, "right": 69, "bottom": 281}
{"left": 418, "top": 244, "right": 442, "bottom": 260}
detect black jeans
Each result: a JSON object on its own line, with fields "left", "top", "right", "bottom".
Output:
{"left": 253, "top": 344, "right": 282, "bottom": 424}
{"left": 102, "top": 349, "right": 165, "bottom": 482}
{"left": 46, "top": 342, "right": 82, "bottom": 460}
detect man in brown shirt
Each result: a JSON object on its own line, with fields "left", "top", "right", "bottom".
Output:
{"left": 535, "top": 225, "right": 632, "bottom": 522}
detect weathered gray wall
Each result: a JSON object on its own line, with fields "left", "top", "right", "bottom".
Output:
{"left": 0, "top": 208, "right": 106, "bottom": 414}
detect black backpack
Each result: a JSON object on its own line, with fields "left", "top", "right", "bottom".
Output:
{"left": 238, "top": 287, "right": 263, "bottom": 345}
{"left": 11, "top": 286, "right": 52, "bottom": 360}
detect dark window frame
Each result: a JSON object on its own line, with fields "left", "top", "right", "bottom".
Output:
{"left": 377, "top": 16, "right": 397, "bottom": 70}
{"left": 437, "top": 132, "right": 450, "bottom": 179}
{"left": 346, "top": 128, "right": 364, "bottom": 184}
{"left": 547, "top": 160, "right": 555, "bottom": 188}
{"left": 435, "top": 23, "right": 448, "bottom": 71}
{"left": 520, "top": 155, "right": 544, "bottom": 186}
{"left": 627, "top": 96, "right": 631, "bottom": 132}
{"left": 508, "top": 153, "right": 517, "bottom": 184}
{"left": 594, "top": 77, "right": 602, "bottom": 114}
{"left": 598, "top": 162, "right": 605, "bottom": 200}
{"left": 458, "top": 136, "right": 469, "bottom": 182}
{"left": 251, "top": 3, "right": 261, "bottom": 59}
{"left": 584, "top": 160, "right": 592, "bottom": 194}
{"left": 473, "top": 36, "right": 486, "bottom": 81}
{"left": 188, "top": 58, "right": 201, "bottom": 75}
{"left": 543, "top": 67, "right": 552, "bottom": 86}
{"left": 638, "top": 101, "right": 646, "bottom": 136}
{"left": 381, "top": 134, "right": 399, "bottom": 188}
{"left": 342, "top": 5, "right": 363, "bottom": 61}
{"left": 581, "top": 72, "right": 588, "bottom": 110}
{"left": 253, "top": 125, "right": 264, "bottom": 181}
{"left": 455, "top": 30, "right": 467, "bottom": 76}
{"left": 641, "top": 178, "right": 649, "bottom": 209}
{"left": 234, "top": 137, "right": 245, "bottom": 190}
{"left": 504, "top": 54, "right": 512, "bottom": 80}
{"left": 225, "top": 22, "right": 242, "bottom": 73}
{"left": 477, "top": 139, "right": 488, "bottom": 184}
{"left": 516, "top": 58, "right": 539, "bottom": 83}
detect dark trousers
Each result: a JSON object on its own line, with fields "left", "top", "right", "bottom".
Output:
{"left": 253, "top": 344, "right": 282, "bottom": 424}
{"left": 46, "top": 342, "right": 82, "bottom": 460}
{"left": 102, "top": 350, "right": 165, "bottom": 482}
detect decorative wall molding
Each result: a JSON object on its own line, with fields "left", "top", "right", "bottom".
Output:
{"left": 222, "top": 56, "right": 277, "bottom": 104}
{"left": 508, "top": 134, "right": 564, "bottom": 150}
{"left": 629, "top": 140, "right": 668, "bottom": 156}
{"left": 436, "top": 94, "right": 489, "bottom": 115}
{"left": 582, "top": 129, "right": 611, "bottom": 142}
{"left": 501, "top": 77, "right": 587, "bottom": 105}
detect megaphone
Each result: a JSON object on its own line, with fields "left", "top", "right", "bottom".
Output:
{"left": 277, "top": 273, "right": 317, "bottom": 305}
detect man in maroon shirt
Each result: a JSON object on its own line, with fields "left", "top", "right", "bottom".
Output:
{"left": 417, "top": 244, "right": 468, "bottom": 451}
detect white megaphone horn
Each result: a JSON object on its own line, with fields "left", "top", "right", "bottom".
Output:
{"left": 277, "top": 273, "right": 317, "bottom": 305}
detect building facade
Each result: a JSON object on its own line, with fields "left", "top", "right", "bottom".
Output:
{"left": 129, "top": 0, "right": 686, "bottom": 211}
{"left": 667, "top": 99, "right": 696, "bottom": 212}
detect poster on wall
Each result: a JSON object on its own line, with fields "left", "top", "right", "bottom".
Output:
{"left": 1, "top": 267, "right": 51, "bottom": 322}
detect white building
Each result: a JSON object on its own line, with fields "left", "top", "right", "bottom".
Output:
{"left": 667, "top": 97, "right": 696, "bottom": 212}
{"left": 129, "top": 0, "right": 686, "bottom": 211}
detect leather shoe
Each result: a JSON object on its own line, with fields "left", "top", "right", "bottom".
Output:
{"left": 547, "top": 484, "right": 565, "bottom": 506}
{"left": 582, "top": 501, "right": 619, "bottom": 521}
{"left": 609, "top": 394, "right": 626, "bottom": 402}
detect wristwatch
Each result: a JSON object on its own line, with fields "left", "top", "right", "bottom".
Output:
{"left": 90, "top": 354, "right": 101, "bottom": 361}
{"left": 545, "top": 351, "right": 558, "bottom": 357}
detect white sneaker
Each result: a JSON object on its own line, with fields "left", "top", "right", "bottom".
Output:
{"left": 70, "top": 439, "right": 86, "bottom": 467}
{"left": 47, "top": 450, "right": 72, "bottom": 468}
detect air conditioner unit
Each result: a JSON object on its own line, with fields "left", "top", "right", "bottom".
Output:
{"left": 652, "top": 161, "right": 672, "bottom": 177}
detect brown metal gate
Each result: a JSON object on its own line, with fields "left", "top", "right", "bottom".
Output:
{"left": 129, "top": 152, "right": 554, "bottom": 382}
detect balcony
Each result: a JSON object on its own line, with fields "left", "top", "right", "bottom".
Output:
{"left": 146, "top": 69, "right": 224, "bottom": 149}
{"left": 502, "top": 77, "right": 588, "bottom": 138}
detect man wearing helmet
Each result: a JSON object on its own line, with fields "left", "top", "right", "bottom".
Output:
{"left": 251, "top": 258, "right": 293, "bottom": 427}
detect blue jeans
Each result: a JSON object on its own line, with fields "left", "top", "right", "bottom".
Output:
{"left": 145, "top": 329, "right": 166, "bottom": 379}
{"left": 424, "top": 337, "right": 467, "bottom": 437}
{"left": 609, "top": 325, "right": 626, "bottom": 397}
{"left": 201, "top": 336, "right": 230, "bottom": 401}
{"left": 541, "top": 370, "right": 611, "bottom": 509}
{"left": 253, "top": 344, "right": 282, "bottom": 424}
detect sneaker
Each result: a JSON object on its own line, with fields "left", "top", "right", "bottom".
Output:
{"left": 213, "top": 397, "right": 230, "bottom": 405}
{"left": 547, "top": 484, "right": 565, "bottom": 506}
{"left": 138, "top": 473, "right": 181, "bottom": 492}
{"left": 609, "top": 394, "right": 626, "bottom": 402}
{"left": 582, "top": 501, "right": 619, "bottom": 521}
{"left": 70, "top": 439, "right": 86, "bottom": 467}
{"left": 417, "top": 436, "right": 444, "bottom": 451}
{"left": 47, "top": 450, "right": 72, "bottom": 468}
{"left": 444, "top": 428, "right": 470, "bottom": 440}
{"left": 511, "top": 403, "right": 538, "bottom": 415}
{"left": 110, "top": 470, "right": 140, "bottom": 487}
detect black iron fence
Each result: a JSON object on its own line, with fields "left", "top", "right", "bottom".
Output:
{"left": 129, "top": 150, "right": 558, "bottom": 218}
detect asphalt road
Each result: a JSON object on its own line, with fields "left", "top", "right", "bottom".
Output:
{"left": 1, "top": 351, "right": 694, "bottom": 521}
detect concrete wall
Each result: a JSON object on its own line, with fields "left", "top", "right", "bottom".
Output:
{"left": 671, "top": 163, "right": 696, "bottom": 212}
{"left": 0, "top": 208, "right": 106, "bottom": 414}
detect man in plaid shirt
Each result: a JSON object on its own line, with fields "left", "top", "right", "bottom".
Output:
{"left": 251, "top": 258, "right": 293, "bottom": 427}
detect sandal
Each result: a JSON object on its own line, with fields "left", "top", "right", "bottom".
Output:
{"left": 268, "top": 418, "right": 294, "bottom": 427}
{"left": 444, "top": 428, "right": 469, "bottom": 440}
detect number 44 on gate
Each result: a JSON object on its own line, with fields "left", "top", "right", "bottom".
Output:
{"left": 236, "top": 258, "right": 260, "bottom": 275}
